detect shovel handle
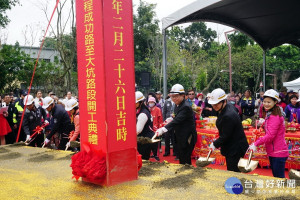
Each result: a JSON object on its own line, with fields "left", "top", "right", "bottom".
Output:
{"left": 206, "top": 150, "right": 212, "bottom": 161}
{"left": 247, "top": 150, "right": 253, "bottom": 167}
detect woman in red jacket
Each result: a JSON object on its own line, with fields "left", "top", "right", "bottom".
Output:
{"left": 148, "top": 97, "right": 163, "bottom": 161}
{"left": 249, "top": 89, "right": 289, "bottom": 178}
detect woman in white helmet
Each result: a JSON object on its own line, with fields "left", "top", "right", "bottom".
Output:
{"left": 136, "top": 91, "right": 155, "bottom": 160}
{"left": 153, "top": 84, "right": 197, "bottom": 165}
{"left": 208, "top": 88, "right": 249, "bottom": 172}
{"left": 249, "top": 89, "right": 289, "bottom": 178}
{"left": 65, "top": 99, "right": 80, "bottom": 150}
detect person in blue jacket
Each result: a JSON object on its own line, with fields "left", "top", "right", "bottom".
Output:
{"left": 241, "top": 90, "right": 255, "bottom": 123}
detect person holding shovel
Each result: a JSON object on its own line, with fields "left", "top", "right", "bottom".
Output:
{"left": 208, "top": 88, "right": 249, "bottom": 172}
{"left": 42, "top": 96, "right": 72, "bottom": 150}
{"left": 22, "top": 95, "right": 47, "bottom": 147}
{"left": 153, "top": 84, "right": 197, "bottom": 165}
{"left": 249, "top": 89, "right": 289, "bottom": 178}
{"left": 136, "top": 91, "right": 155, "bottom": 160}
{"left": 64, "top": 99, "right": 80, "bottom": 151}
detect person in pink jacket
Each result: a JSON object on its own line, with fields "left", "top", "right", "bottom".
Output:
{"left": 249, "top": 89, "right": 289, "bottom": 178}
{"left": 65, "top": 99, "right": 80, "bottom": 150}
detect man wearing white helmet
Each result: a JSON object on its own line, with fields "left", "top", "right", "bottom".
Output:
{"left": 208, "top": 88, "right": 249, "bottom": 172}
{"left": 135, "top": 91, "right": 155, "bottom": 160}
{"left": 42, "top": 96, "right": 72, "bottom": 150}
{"left": 22, "top": 95, "right": 47, "bottom": 147}
{"left": 153, "top": 84, "right": 197, "bottom": 165}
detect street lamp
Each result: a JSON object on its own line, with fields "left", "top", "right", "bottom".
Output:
{"left": 224, "top": 29, "right": 236, "bottom": 93}
{"left": 266, "top": 73, "right": 277, "bottom": 90}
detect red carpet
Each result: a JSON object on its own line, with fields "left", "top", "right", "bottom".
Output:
{"left": 149, "top": 143, "right": 289, "bottom": 178}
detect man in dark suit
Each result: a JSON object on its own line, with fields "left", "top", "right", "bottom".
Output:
{"left": 208, "top": 88, "right": 249, "bottom": 172}
{"left": 153, "top": 84, "right": 197, "bottom": 165}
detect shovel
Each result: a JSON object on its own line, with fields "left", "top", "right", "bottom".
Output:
{"left": 238, "top": 150, "right": 259, "bottom": 173}
{"left": 289, "top": 169, "right": 300, "bottom": 180}
{"left": 196, "top": 150, "right": 215, "bottom": 167}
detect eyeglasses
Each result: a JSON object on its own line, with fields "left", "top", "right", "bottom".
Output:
{"left": 188, "top": 93, "right": 195, "bottom": 95}
{"left": 170, "top": 95, "right": 181, "bottom": 99}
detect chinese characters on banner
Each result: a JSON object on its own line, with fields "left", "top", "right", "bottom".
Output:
{"left": 83, "top": 0, "right": 99, "bottom": 146}
{"left": 103, "top": 0, "right": 136, "bottom": 151}
{"left": 76, "top": 0, "right": 137, "bottom": 186}
{"left": 77, "top": 0, "right": 107, "bottom": 152}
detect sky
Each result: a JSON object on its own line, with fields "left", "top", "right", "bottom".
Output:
{"left": 2, "top": 0, "right": 232, "bottom": 46}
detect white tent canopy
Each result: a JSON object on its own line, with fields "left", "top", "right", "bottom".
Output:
{"left": 283, "top": 77, "right": 300, "bottom": 92}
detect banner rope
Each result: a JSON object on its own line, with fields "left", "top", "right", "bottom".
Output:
{"left": 16, "top": 0, "right": 60, "bottom": 142}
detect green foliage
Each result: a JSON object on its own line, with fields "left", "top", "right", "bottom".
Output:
{"left": 195, "top": 69, "right": 207, "bottom": 91}
{"left": 0, "top": 43, "right": 65, "bottom": 94}
{"left": 133, "top": 0, "right": 160, "bottom": 88}
{"left": 228, "top": 31, "right": 254, "bottom": 52}
{"left": 168, "top": 22, "right": 217, "bottom": 51}
{"left": 267, "top": 45, "right": 300, "bottom": 71}
{"left": 0, "top": 0, "right": 18, "bottom": 28}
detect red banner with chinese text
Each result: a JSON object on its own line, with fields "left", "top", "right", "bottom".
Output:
{"left": 76, "top": 0, "right": 137, "bottom": 186}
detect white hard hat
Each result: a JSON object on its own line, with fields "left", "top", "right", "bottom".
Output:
{"left": 24, "top": 95, "right": 34, "bottom": 106}
{"left": 65, "top": 99, "right": 78, "bottom": 111}
{"left": 62, "top": 99, "right": 68, "bottom": 105}
{"left": 170, "top": 84, "right": 185, "bottom": 94}
{"left": 42, "top": 96, "right": 54, "bottom": 109}
{"left": 135, "top": 91, "right": 145, "bottom": 103}
{"left": 264, "top": 89, "right": 280, "bottom": 101}
{"left": 208, "top": 88, "right": 227, "bottom": 105}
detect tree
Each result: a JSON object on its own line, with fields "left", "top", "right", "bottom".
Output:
{"left": 133, "top": 0, "right": 160, "bottom": 88}
{"left": 228, "top": 31, "right": 254, "bottom": 52}
{"left": 0, "top": 43, "right": 62, "bottom": 93}
{"left": 0, "top": 0, "right": 19, "bottom": 28}
{"left": 40, "top": 0, "right": 77, "bottom": 92}
{"left": 168, "top": 22, "right": 217, "bottom": 52}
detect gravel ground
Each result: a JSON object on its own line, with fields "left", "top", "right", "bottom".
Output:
{"left": 0, "top": 145, "right": 299, "bottom": 200}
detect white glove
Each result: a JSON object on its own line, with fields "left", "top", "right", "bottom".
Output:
{"left": 258, "top": 118, "right": 265, "bottom": 127}
{"left": 26, "top": 135, "right": 31, "bottom": 142}
{"left": 249, "top": 143, "right": 257, "bottom": 152}
{"left": 44, "top": 138, "right": 50, "bottom": 145}
{"left": 209, "top": 143, "right": 216, "bottom": 151}
{"left": 156, "top": 128, "right": 164, "bottom": 137}
{"left": 44, "top": 120, "right": 49, "bottom": 125}
{"left": 66, "top": 142, "right": 70, "bottom": 148}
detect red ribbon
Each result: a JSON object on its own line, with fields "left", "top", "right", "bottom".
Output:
{"left": 30, "top": 123, "right": 49, "bottom": 139}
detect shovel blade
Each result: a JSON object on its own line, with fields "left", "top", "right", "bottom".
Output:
{"left": 196, "top": 157, "right": 215, "bottom": 167}
{"left": 238, "top": 158, "right": 259, "bottom": 173}
{"left": 289, "top": 169, "right": 300, "bottom": 180}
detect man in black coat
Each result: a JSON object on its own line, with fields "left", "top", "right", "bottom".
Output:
{"left": 208, "top": 88, "right": 249, "bottom": 172}
{"left": 43, "top": 96, "right": 72, "bottom": 150}
{"left": 22, "top": 95, "right": 47, "bottom": 147}
{"left": 154, "top": 84, "right": 197, "bottom": 165}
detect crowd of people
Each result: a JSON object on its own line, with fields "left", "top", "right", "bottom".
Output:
{"left": 0, "top": 90, "right": 80, "bottom": 151}
{"left": 137, "top": 84, "right": 296, "bottom": 178}
{"left": 0, "top": 84, "right": 296, "bottom": 178}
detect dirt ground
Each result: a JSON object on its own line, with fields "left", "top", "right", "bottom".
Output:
{"left": 0, "top": 144, "right": 299, "bottom": 200}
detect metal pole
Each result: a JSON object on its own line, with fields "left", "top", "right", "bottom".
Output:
{"left": 224, "top": 29, "right": 235, "bottom": 93}
{"left": 162, "top": 29, "right": 167, "bottom": 98}
{"left": 263, "top": 50, "right": 266, "bottom": 91}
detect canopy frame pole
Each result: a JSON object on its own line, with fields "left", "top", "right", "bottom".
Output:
{"left": 263, "top": 50, "right": 266, "bottom": 91}
{"left": 162, "top": 29, "right": 167, "bottom": 97}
